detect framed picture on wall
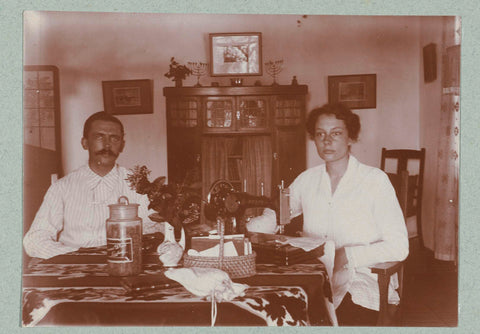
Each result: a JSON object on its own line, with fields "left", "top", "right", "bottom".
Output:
{"left": 328, "top": 74, "right": 376, "bottom": 109}
{"left": 209, "top": 32, "right": 262, "bottom": 76}
{"left": 102, "top": 79, "right": 153, "bottom": 115}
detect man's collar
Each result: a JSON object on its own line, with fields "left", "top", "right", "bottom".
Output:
{"left": 84, "top": 164, "right": 119, "bottom": 190}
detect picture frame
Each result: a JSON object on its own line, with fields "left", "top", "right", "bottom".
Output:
{"left": 102, "top": 79, "right": 153, "bottom": 115}
{"left": 328, "top": 74, "right": 376, "bottom": 109}
{"left": 209, "top": 32, "right": 262, "bottom": 77}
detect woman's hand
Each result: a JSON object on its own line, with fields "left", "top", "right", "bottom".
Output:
{"left": 332, "top": 247, "right": 353, "bottom": 301}
{"left": 334, "top": 247, "right": 348, "bottom": 270}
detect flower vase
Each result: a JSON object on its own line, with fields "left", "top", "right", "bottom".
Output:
{"left": 175, "top": 79, "right": 183, "bottom": 88}
{"left": 156, "top": 222, "right": 185, "bottom": 267}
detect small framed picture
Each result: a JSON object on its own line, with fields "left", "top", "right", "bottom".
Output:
{"left": 328, "top": 74, "right": 376, "bottom": 109}
{"left": 209, "top": 32, "right": 262, "bottom": 77}
{"left": 102, "top": 79, "right": 153, "bottom": 115}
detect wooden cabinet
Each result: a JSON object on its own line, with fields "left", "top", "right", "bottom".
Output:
{"left": 163, "top": 85, "right": 308, "bottom": 201}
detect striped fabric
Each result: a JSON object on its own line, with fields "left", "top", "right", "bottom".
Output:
{"left": 23, "top": 165, "right": 162, "bottom": 259}
{"left": 289, "top": 155, "right": 409, "bottom": 311}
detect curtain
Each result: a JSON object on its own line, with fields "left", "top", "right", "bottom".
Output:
{"left": 242, "top": 135, "right": 272, "bottom": 218}
{"left": 433, "top": 17, "right": 460, "bottom": 262}
{"left": 242, "top": 136, "right": 272, "bottom": 197}
{"left": 201, "top": 136, "right": 228, "bottom": 199}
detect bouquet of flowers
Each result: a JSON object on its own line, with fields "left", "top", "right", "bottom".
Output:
{"left": 126, "top": 166, "right": 201, "bottom": 232}
{"left": 164, "top": 57, "right": 192, "bottom": 84}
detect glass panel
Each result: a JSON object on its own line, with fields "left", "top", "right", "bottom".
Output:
{"left": 24, "top": 90, "right": 38, "bottom": 108}
{"left": 24, "top": 71, "right": 38, "bottom": 89}
{"left": 239, "top": 98, "right": 267, "bottom": 129}
{"left": 275, "top": 98, "right": 301, "bottom": 126}
{"left": 24, "top": 109, "right": 39, "bottom": 127}
{"left": 39, "top": 109, "right": 55, "bottom": 127}
{"left": 24, "top": 127, "right": 40, "bottom": 147}
{"left": 39, "top": 90, "right": 54, "bottom": 108}
{"left": 205, "top": 100, "right": 233, "bottom": 128}
{"left": 169, "top": 99, "right": 198, "bottom": 128}
{"left": 38, "top": 71, "right": 54, "bottom": 89}
{"left": 40, "top": 127, "right": 56, "bottom": 151}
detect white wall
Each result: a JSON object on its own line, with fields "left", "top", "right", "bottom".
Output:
{"left": 24, "top": 12, "right": 424, "bottom": 179}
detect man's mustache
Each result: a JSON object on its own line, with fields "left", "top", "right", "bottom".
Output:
{"left": 95, "top": 149, "right": 118, "bottom": 157}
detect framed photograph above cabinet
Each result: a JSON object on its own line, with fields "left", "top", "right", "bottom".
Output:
{"left": 209, "top": 32, "right": 262, "bottom": 76}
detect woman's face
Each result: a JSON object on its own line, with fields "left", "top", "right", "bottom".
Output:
{"left": 313, "top": 114, "right": 352, "bottom": 163}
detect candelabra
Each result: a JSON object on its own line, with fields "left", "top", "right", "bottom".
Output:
{"left": 188, "top": 62, "right": 208, "bottom": 87}
{"left": 265, "top": 60, "right": 284, "bottom": 86}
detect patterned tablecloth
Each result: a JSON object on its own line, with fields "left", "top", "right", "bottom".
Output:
{"left": 22, "top": 248, "right": 333, "bottom": 327}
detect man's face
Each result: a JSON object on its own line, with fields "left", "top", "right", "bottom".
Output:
{"left": 81, "top": 120, "right": 124, "bottom": 169}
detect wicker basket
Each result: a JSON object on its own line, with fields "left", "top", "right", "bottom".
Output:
{"left": 183, "top": 217, "right": 256, "bottom": 279}
{"left": 183, "top": 252, "right": 256, "bottom": 279}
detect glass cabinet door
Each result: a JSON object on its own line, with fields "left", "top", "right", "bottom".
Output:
{"left": 237, "top": 97, "right": 269, "bottom": 132}
{"left": 274, "top": 96, "right": 303, "bottom": 126}
{"left": 167, "top": 97, "right": 200, "bottom": 128}
{"left": 204, "top": 97, "right": 235, "bottom": 132}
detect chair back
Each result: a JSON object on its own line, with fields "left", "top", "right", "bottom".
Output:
{"left": 380, "top": 148, "right": 425, "bottom": 248}
{"left": 386, "top": 170, "right": 409, "bottom": 218}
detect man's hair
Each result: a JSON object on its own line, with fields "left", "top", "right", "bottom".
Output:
{"left": 306, "top": 103, "right": 361, "bottom": 141}
{"left": 83, "top": 111, "right": 124, "bottom": 138}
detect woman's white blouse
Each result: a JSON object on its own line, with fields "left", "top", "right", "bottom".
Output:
{"left": 289, "top": 155, "right": 409, "bottom": 311}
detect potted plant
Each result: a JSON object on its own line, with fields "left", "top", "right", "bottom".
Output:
{"left": 164, "top": 57, "right": 192, "bottom": 87}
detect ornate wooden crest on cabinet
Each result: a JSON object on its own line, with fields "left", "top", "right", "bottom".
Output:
{"left": 163, "top": 85, "right": 308, "bottom": 207}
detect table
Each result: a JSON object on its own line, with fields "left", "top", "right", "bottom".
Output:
{"left": 22, "top": 247, "right": 333, "bottom": 327}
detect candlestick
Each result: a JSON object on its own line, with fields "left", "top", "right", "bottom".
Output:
{"left": 188, "top": 61, "right": 208, "bottom": 87}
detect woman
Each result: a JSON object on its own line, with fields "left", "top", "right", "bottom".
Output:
{"left": 288, "top": 103, "right": 409, "bottom": 326}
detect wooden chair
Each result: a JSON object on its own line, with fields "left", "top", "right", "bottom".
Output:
{"left": 370, "top": 169, "right": 409, "bottom": 326}
{"left": 380, "top": 148, "right": 426, "bottom": 249}
{"left": 371, "top": 147, "right": 426, "bottom": 326}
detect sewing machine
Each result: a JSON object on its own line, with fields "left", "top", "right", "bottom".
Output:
{"left": 202, "top": 180, "right": 323, "bottom": 265}
{"left": 203, "top": 180, "right": 291, "bottom": 235}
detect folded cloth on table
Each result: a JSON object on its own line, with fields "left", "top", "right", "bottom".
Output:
{"left": 164, "top": 267, "right": 248, "bottom": 302}
{"left": 277, "top": 236, "right": 328, "bottom": 252}
{"left": 187, "top": 241, "right": 238, "bottom": 257}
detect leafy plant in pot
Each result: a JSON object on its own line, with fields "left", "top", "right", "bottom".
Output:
{"left": 164, "top": 57, "right": 192, "bottom": 87}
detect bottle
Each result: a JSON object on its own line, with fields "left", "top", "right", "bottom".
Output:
{"left": 106, "top": 196, "right": 143, "bottom": 276}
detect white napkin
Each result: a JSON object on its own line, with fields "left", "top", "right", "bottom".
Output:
{"left": 277, "top": 236, "right": 327, "bottom": 252}
{"left": 165, "top": 267, "right": 248, "bottom": 302}
{"left": 187, "top": 241, "right": 238, "bottom": 257}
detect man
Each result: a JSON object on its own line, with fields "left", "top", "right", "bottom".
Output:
{"left": 24, "top": 112, "right": 160, "bottom": 259}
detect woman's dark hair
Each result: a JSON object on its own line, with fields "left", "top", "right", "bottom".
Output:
{"left": 306, "top": 103, "right": 361, "bottom": 141}
{"left": 83, "top": 111, "right": 124, "bottom": 138}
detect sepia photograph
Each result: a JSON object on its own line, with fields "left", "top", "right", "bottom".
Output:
{"left": 210, "top": 32, "right": 262, "bottom": 76}
{"left": 21, "top": 11, "right": 459, "bottom": 328}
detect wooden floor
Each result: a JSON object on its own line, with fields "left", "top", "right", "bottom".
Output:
{"left": 400, "top": 247, "right": 458, "bottom": 327}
